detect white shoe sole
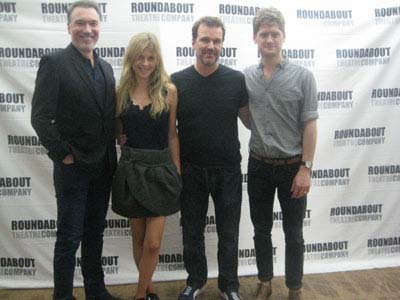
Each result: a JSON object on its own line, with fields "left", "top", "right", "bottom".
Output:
{"left": 193, "top": 285, "right": 206, "bottom": 299}
{"left": 219, "top": 290, "right": 228, "bottom": 300}
{"left": 178, "top": 285, "right": 206, "bottom": 300}
{"left": 219, "top": 290, "right": 242, "bottom": 300}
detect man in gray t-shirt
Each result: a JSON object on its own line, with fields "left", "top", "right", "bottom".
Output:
{"left": 243, "top": 7, "right": 318, "bottom": 300}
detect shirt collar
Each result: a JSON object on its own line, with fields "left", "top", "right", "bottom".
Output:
{"left": 70, "top": 43, "right": 99, "bottom": 65}
{"left": 257, "top": 59, "right": 288, "bottom": 70}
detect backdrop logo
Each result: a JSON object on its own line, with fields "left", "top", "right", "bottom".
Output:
{"left": 312, "top": 168, "right": 350, "bottom": 187}
{"left": 330, "top": 204, "right": 383, "bottom": 224}
{"left": 370, "top": 88, "right": 400, "bottom": 107}
{"left": 219, "top": 47, "right": 237, "bottom": 66}
{"left": 218, "top": 4, "right": 260, "bottom": 24}
{"left": 238, "top": 247, "right": 276, "bottom": 266}
{"left": 368, "top": 236, "right": 400, "bottom": 255}
{"left": 7, "top": 135, "right": 48, "bottom": 155}
{"left": 0, "top": 47, "right": 62, "bottom": 68}
{"left": 0, "top": 257, "right": 36, "bottom": 277}
{"left": 318, "top": 90, "right": 353, "bottom": 110}
{"left": 41, "top": 2, "right": 108, "bottom": 23}
{"left": 241, "top": 173, "right": 247, "bottom": 183}
{"left": 0, "top": 1, "right": 17, "bottom": 22}
{"left": 274, "top": 209, "right": 312, "bottom": 228}
{"left": 75, "top": 256, "right": 119, "bottom": 276}
{"left": 131, "top": 2, "right": 195, "bottom": 23}
{"left": 175, "top": 46, "right": 195, "bottom": 66}
{"left": 296, "top": 9, "right": 353, "bottom": 26}
{"left": 0, "top": 92, "right": 25, "bottom": 113}
{"left": 157, "top": 252, "right": 184, "bottom": 271}
{"left": 104, "top": 218, "right": 131, "bottom": 237}
{"left": 94, "top": 47, "right": 125, "bottom": 67}
{"left": 368, "top": 164, "right": 400, "bottom": 183}
{"left": 205, "top": 214, "right": 216, "bottom": 234}
{"left": 11, "top": 219, "right": 57, "bottom": 239}
{"left": 336, "top": 47, "right": 391, "bottom": 67}
{"left": 175, "top": 46, "right": 238, "bottom": 67}
{"left": 304, "top": 241, "right": 349, "bottom": 261}
{"left": 333, "top": 127, "right": 386, "bottom": 147}
{"left": 0, "top": 177, "right": 32, "bottom": 197}
{"left": 374, "top": 7, "right": 400, "bottom": 25}
{"left": 282, "top": 48, "right": 315, "bottom": 68}
{"left": 241, "top": 172, "right": 247, "bottom": 191}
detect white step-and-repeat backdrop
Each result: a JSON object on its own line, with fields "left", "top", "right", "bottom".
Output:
{"left": 1, "top": 0, "right": 400, "bottom": 289}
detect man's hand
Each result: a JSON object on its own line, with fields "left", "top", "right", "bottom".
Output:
{"left": 62, "top": 154, "right": 74, "bottom": 165}
{"left": 118, "top": 134, "right": 127, "bottom": 146}
{"left": 291, "top": 166, "right": 311, "bottom": 199}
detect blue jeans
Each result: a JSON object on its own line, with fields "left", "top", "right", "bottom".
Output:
{"left": 180, "top": 163, "right": 242, "bottom": 293}
{"left": 247, "top": 156, "right": 306, "bottom": 290}
{"left": 52, "top": 162, "right": 112, "bottom": 300}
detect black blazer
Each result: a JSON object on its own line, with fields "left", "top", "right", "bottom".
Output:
{"left": 31, "top": 44, "right": 117, "bottom": 175}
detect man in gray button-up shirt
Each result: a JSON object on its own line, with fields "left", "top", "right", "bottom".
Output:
{"left": 243, "top": 7, "right": 318, "bottom": 300}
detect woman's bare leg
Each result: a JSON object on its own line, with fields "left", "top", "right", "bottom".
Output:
{"left": 134, "top": 216, "right": 166, "bottom": 298}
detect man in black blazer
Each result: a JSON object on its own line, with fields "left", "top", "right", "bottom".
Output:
{"left": 31, "top": 1, "right": 120, "bottom": 300}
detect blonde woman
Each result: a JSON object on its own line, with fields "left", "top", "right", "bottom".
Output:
{"left": 112, "top": 33, "right": 181, "bottom": 300}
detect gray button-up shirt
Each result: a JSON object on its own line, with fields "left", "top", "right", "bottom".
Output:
{"left": 243, "top": 60, "right": 318, "bottom": 158}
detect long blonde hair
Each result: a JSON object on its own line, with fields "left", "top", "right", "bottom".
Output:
{"left": 116, "top": 32, "right": 170, "bottom": 118}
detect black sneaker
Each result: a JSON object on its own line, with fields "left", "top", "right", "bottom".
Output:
{"left": 177, "top": 285, "right": 205, "bottom": 300}
{"left": 219, "top": 290, "right": 243, "bottom": 300}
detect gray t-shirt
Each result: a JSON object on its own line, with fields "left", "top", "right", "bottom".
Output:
{"left": 243, "top": 60, "right": 318, "bottom": 158}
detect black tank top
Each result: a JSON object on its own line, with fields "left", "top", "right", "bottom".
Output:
{"left": 122, "top": 103, "right": 169, "bottom": 150}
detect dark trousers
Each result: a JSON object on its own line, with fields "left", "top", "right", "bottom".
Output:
{"left": 180, "top": 163, "right": 242, "bottom": 293}
{"left": 247, "top": 156, "right": 306, "bottom": 290}
{"left": 52, "top": 162, "right": 112, "bottom": 300}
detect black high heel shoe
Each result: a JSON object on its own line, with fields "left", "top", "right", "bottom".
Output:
{"left": 147, "top": 293, "right": 160, "bottom": 300}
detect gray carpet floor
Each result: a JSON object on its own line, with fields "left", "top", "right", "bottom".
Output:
{"left": 1, "top": 267, "right": 399, "bottom": 300}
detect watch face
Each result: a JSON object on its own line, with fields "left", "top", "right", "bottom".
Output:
{"left": 302, "top": 161, "right": 312, "bottom": 168}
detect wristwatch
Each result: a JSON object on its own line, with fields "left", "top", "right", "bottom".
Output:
{"left": 301, "top": 160, "right": 313, "bottom": 169}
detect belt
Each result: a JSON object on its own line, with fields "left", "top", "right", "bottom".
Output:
{"left": 250, "top": 151, "right": 301, "bottom": 166}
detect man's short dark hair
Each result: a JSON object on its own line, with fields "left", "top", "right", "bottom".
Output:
{"left": 253, "top": 7, "right": 285, "bottom": 36}
{"left": 192, "top": 16, "right": 226, "bottom": 41}
{"left": 67, "top": 0, "right": 101, "bottom": 24}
